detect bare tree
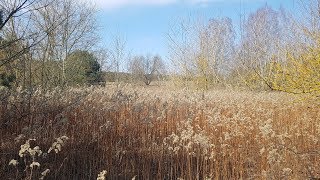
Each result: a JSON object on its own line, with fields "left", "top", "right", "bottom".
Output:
{"left": 0, "top": 0, "right": 55, "bottom": 88}
{"left": 29, "top": 0, "right": 98, "bottom": 87}
{"left": 167, "top": 16, "right": 235, "bottom": 89}
{"left": 129, "top": 54, "right": 165, "bottom": 85}
{"left": 234, "top": 5, "right": 291, "bottom": 90}
{"left": 108, "top": 34, "right": 128, "bottom": 83}
{"left": 0, "top": 0, "right": 45, "bottom": 64}
{"left": 0, "top": 0, "right": 99, "bottom": 88}
{"left": 167, "top": 16, "right": 200, "bottom": 87}
{"left": 198, "top": 17, "right": 235, "bottom": 88}
{"left": 0, "top": 0, "right": 44, "bottom": 31}
{"left": 93, "top": 48, "right": 110, "bottom": 71}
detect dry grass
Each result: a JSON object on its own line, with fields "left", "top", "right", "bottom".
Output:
{"left": 1, "top": 85, "right": 319, "bottom": 179}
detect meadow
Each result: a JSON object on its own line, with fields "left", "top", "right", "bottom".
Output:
{"left": 1, "top": 84, "right": 319, "bottom": 179}
{"left": 1, "top": 0, "right": 320, "bottom": 179}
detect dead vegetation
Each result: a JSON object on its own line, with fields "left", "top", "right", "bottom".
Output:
{"left": 1, "top": 85, "right": 319, "bottom": 179}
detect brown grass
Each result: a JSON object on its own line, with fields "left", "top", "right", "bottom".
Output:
{"left": 1, "top": 85, "right": 319, "bottom": 179}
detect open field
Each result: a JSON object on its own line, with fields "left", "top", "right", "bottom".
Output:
{"left": 0, "top": 85, "right": 319, "bottom": 179}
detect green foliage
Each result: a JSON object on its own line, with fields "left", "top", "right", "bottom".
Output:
{"left": 31, "top": 60, "right": 62, "bottom": 88}
{"left": 0, "top": 73, "right": 15, "bottom": 88}
{"left": 65, "top": 50, "right": 103, "bottom": 86}
{"left": 0, "top": 40, "right": 16, "bottom": 88}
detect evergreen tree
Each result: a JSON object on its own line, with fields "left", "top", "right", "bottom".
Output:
{"left": 65, "top": 50, "right": 103, "bottom": 85}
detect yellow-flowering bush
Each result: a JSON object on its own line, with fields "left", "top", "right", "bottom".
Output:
{"left": 270, "top": 46, "right": 320, "bottom": 102}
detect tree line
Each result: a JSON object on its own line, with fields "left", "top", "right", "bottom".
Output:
{"left": 0, "top": 0, "right": 101, "bottom": 88}
{"left": 0, "top": 0, "right": 319, "bottom": 100}
{"left": 0, "top": 0, "right": 166, "bottom": 88}
{"left": 167, "top": 1, "right": 320, "bottom": 100}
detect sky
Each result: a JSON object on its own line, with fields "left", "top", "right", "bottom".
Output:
{"left": 92, "top": 0, "right": 297, "bottom": 65}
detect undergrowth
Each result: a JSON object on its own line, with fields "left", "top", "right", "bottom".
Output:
{"left": 1, "top": 85, "right": 319, "bottom": 179}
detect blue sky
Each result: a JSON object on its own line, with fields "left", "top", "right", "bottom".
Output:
{"left": 94, "top": 0, "right": 296, "bottom": 60}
